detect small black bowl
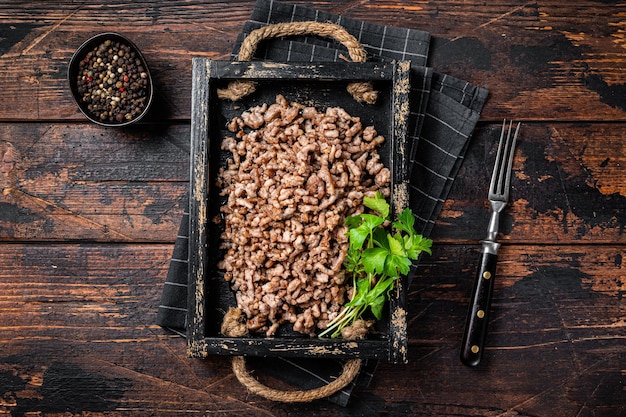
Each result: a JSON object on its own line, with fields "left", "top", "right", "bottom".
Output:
{"left": 68, "top": 32, "right": 154, "bottom": 127}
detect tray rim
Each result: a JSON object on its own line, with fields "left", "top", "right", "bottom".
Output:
{"left": 187, "top": 58, "right": 412, "bottom": 363}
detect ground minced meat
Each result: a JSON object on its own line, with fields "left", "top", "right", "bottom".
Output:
{"left": 217, "top": 94, "right": 391, "bottom": 337}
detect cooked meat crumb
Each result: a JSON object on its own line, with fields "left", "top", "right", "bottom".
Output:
{"left": 217, "top": 94, "right": 391, "bottom": 336}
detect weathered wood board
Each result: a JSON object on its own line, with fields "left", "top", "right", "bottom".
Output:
{"left": 0, "top": 1, "right": 624, "bottom": 415}
{"left": 0, "top": 243, "right": 623, "bottom": 415}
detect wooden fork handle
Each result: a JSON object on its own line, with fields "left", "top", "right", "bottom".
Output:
{"left": 460, "top": 248, "right": 498, "bottom": 367}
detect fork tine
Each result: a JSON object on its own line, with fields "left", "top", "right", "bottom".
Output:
{"left": 496, "top": 121, "right": 514, "bottom": 196}
{"left": 490, "top": 120, "right": 519, "bottom": 199}
{"left": 489, "top": 120, "right": 508, "bottom": 196}
{"left": 502, "top": 121, "right": 520, "bottom": 197}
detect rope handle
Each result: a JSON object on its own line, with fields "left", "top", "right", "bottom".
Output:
{"left": 232, "top": 356, "right": 362, "bottom": 403}
{"left": 221, "top": 307, "right": 365, "bottom": 402}
{"left": 237, "top": 21, "right": 367, "bottom": 62}
{"left": 217, "top": 21, "right": 378, "bottom": 104}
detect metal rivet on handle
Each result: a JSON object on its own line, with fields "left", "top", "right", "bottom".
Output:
{"left": 471, "top": 345, "right": 480, "bottom": 354}
{"left": 483, "top": 271, "right": 491, "bottom": 279}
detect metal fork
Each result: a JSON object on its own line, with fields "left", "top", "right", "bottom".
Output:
{"left": 460, "top": 120, "right": 521, "bottom": 367}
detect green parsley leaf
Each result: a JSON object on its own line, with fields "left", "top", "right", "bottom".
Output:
{"left": 367, "top": 278, "right": 395, "bottom": 320}
{"left": 361, "top": 247, "right": 388, "bottom": 274}
{"left": 348, "top": 223, "right": 370, "bottom": 251}
{"left": 406, "top": 234, "right": 433, "bottom": 258}
{"left": 372, "top": 226, "right": 389, "bottom": 249}
{"left": 369, "top": 293, "right": 387, "bottom": 320}
{"left": 392, "top": 208, "right": 416, "bottom": 235}
{"left": 345, "top": 214, "right": 363, "bottom": 229}
{"left": 388, "top": 233, "right": 406, "bottom": 256}
{"left": 363, "top": 191, "right": 389, "bottom": 219}
{"left": 385, "top": 253, "right": 412, "bottom": 277}
{"left": 361, "top": 213, "right": 385, "bottom": 231}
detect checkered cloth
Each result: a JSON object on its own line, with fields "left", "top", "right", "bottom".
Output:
{"left": 157, "top": 0, "right": 487, "bottom": 406}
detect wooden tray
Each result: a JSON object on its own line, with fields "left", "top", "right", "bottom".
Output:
{"left": 187, "top": 58, "right": 411, "bottom": 363}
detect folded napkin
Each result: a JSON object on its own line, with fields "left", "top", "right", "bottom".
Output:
{"left": 157, "top": 0, "right": 487, "bottom": 406}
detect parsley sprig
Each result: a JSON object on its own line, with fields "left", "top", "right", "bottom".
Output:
{"left": 319, "top": 192, "right": 432, "bottom": 339}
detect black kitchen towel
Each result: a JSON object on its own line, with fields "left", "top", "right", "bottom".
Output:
{"left": 157, "top": 0, "right": 488, "bottom": 407}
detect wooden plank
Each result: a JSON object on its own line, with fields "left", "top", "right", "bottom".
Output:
{"left": 433, "top": 122, "right": 626, "bottom": 244}
{"left": 0, "top": 123, "right": 188, "bottom": 242}
{"left": 380, "top": 243, "right": 626, "bottom": 416}
{"left": 0, "top": 243, "right": 623, "bottom": 414}
{"left": 2, "top": 1, "right": 626, "bottom": 121}
{"left": 1, "top": 122, "right": 623, "bottom": 243}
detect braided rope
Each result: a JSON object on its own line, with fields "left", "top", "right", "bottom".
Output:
{"left": 221, "top": 307, "right": 363, "bottom": 402}
{"left": 217, "top": 21, "right": 377, "bottom": 104}
{"left": 232, "top": 356, "right": 362, "bottom": 403}
{"left": 237, "top": 21, "right": 367, "bottom": 62}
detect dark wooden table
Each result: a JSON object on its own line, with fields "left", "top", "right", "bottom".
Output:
{"left": 1, "top": 2, "right": 624, "bottom": 416}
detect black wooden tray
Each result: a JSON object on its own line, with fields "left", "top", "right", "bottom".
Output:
{"left": 187, "top": 58, "right": 411, "bottom": 363}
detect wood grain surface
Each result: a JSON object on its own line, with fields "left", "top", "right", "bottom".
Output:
{"left": 1, "top": 1, "right": 624, "bottom": 416}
